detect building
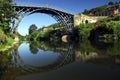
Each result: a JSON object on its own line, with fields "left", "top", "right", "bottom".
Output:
{"left": 96, "top": 4, "right": 120, "bottom": 16}
{"left": 74, "top": 14, "right": 107, "bottom": 26}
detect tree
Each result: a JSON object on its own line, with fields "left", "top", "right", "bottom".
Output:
{"left": 115, "top": 1, "right": 119, "bottom": 4}
{"left": 29, "top": 24, "right": 37, "bottom": 34}
{"left": 108, "top": 1, "right": 114, "bottom": 5}
{"left": 82, "top": 9, "right": 89, "bottom": 14}
{"left": 0, "top": 0, "right": 18, "bottom": 34}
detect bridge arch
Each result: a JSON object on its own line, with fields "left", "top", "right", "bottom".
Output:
{"left": 11, "top": 6, "right": 74, "bottom": 33}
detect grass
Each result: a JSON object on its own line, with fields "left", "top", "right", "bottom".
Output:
{"left": 0, "top": 35, "right": 14, "bottom": 51}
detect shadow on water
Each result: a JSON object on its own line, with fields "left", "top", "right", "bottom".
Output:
{"left": 0, "top": 40, "right": 120, "bottom": 80}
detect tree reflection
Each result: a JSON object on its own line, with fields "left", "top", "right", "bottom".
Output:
{"left": 0, "top": 50, "right": 13, "bottom": 80}
{"left": 29, "top": 42, "right": 39, "bottom": 54}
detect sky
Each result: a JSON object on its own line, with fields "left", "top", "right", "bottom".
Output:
{"left": 13, "top": 0, "right": 119, "bottom": 36}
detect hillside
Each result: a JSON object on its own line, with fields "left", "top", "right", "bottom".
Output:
{"left": 82, "top": 1, "right": 120, "bottom": 16}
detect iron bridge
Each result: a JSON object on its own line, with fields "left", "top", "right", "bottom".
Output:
{"left": 11, "top": 5, "right": 74, "bottom": 33}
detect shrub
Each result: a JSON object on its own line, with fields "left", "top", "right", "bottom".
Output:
{"left": 74, "top": 23, "right": 95, "bottom": 39}
{"left": 0, "top": 29, "right": 6, "bottom": 44}
{"left": 99, "top": 21, "right": 120, "bottom": 39}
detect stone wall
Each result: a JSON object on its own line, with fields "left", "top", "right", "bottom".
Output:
{"left": 74, "top": 14, "right": 107, "bottom": 26}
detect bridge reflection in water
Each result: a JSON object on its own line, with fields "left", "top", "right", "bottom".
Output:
{"left": 11, "top": 41, "right": 75, "bottom": 73}
{"left": 0, "top": 40, "right": 120, "bottom": 80}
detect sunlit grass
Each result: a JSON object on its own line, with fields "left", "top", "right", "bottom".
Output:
{"left": 0, "top": 35, "right": 14, "bottom": 50}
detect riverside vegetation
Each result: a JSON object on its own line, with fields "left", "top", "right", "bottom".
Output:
{"left": 73, "top": 15, "right": 120, "bottom": 40}
{"left": 0, "top": 0, "right": 18, "bottom": 50}
{"left": 27, "top": 15, "right": 120, "bottom": 42}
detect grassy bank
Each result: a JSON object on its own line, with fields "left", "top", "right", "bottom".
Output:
{"left": 0, "top": 29, "right": 15, "bottom": 51}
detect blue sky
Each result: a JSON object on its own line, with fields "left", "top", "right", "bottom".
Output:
{"left": 13, "top": 0, "right": 119, "bottom": 35}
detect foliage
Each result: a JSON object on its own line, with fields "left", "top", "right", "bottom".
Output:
{"left": 6, "top": 36, "right": 14, "bottom": 45}
{"left": 42, "top": 27, "right": 54, "bottom": 38}
{"left": 98, "top": 15, "right": 120, "bottom": 39}
{"left": 48, "top": 23, "right": 63, "bottom": 29}
{"left": 0, "top": 29, "right": 14, "bottom": 49}
{"left": 17, "top": 33, "right": 25, "bottom": 41}
{"left": 82, "top": 5, "right": 108, "bottom": 15}
{"left": 112, "top": 15, "right": 120, "bottom": 21}
{"left": 0, "top": 0, "right": 18, "bottom": 34}
{"left": 29, "top": 27, "right": 53, "bottom": 41}
{"left": 82, "top": 9, "right": 89, "bottom": 15}
{"left": 74, "top": 23, "right": 95, "bottom": 39}
{"left": 72, "top": 26, "right": 81, "bottom": 40}
{"left": 105, "top": 21, "right": 120, "bottom": 38}
{"left": 82, "top": 1, "right": 119, "bottom": 15}
{"left": 28, "top": 23, "right": 63, "bottom": 42}
{"left": 0, "top": 0, "right": 16, "bottom": 49}
{"left": 28, "top": 24, "right": 37, "bottom": 34}
{"left": 29, "top": 31, "right": 40, "bottom": 41}
{"left": 0, "top": 29, "right": 6, "bottom": 44}
{"left": 49, "top": 29, "right": 62, "bottom": 42}
{"left": 108, "top": 1, "right": 114, "bottom": 5}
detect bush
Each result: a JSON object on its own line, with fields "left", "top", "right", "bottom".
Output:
{"left": 0, "top": 29, "right": 6, "bottom": 44}
{"left": 113, "top": 15, "right": 120, "bottom": 21}
{"left": 98, "top": 15, "right": 120, "bottom": 39}
{"left": 74, "top": 23, "right": 95, "bottom": 39}
{"left": 6, "top": 36, "right": 14, "bottom": 45}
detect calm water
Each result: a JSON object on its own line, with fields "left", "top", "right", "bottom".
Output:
{"left": 0, "top": 40, "right": 120, "bottom": 80}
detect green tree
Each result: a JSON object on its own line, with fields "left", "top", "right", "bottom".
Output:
{"left": 108, "top": 1, "right": 114, "bottom": 5}
{"left": 29, "top": 24, "right": 37, "bottom": 34}
{"left": 0, "top": 0, "right": 18, "bottom": 34}
{"left": 82, "top": 9, "right": 89, "bottom": 14}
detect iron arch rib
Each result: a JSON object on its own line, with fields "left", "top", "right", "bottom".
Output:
{"left": 12, "top": 5, "right": 74, "bottom": 33}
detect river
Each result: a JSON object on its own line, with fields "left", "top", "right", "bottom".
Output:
{"left": 0, "top": 40, "right": 120, "bottom": 80}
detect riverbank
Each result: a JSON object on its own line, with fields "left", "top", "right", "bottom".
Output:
{"left": 0, "top": 29, "right": 19, "bottom": 52}
{"left": 0, "top": 41, "right": 19, "bottom": 52}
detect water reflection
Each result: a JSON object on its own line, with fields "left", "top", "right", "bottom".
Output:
{"left": 18, "top": 42, "right": 63, "bottom": 67}
{"left": 76, "top": 40, "right": 120, "bottom": 66}
{"left": 0, "top": 40, "right": 120, "bottom": 80}
{"left": 10, "top": 41, "right": 75, "bottom": 74}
